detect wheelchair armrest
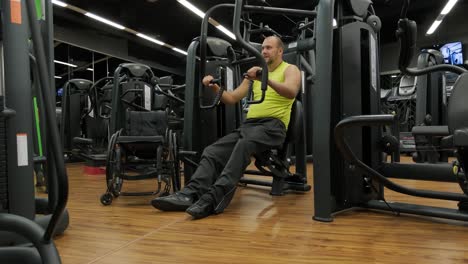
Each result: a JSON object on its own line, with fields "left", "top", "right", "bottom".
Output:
{"left": 412, "top": 125, "right": 449, "bottom": 137}
{"left": 73, "top": 137, "right": 93, "bottom": 145}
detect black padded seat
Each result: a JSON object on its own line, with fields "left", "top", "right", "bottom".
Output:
{"left": 412, "top": 126, "right": 449, "bottom": 136}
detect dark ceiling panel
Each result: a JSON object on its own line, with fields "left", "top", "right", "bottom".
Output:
{"left": 52, "top": 0, "right": 456, "bottom": 79}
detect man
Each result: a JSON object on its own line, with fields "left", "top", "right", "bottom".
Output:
{"left": 151, "top": 35, "right": 301, "bottom": 219}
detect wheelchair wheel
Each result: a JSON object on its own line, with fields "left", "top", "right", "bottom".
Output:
{"left": 100, "top": 193, "right": 113, "bottom": 206}
{"left": 105, "top": 131, "right": 123, "bottom": 197}
{"left": 169, "top": 130, "right": 181, "bottom": 191}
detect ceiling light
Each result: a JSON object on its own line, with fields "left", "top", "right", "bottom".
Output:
{"left": 177, "top": 0, "right": 236, "bottom": 40}
{"left": 426, "top": 20, "right": 442, "bottom": 35}
{"left": 440, "top": 0, "right": 458, "bottom": 15}
{"left": 136, "top": 33, "right": 165, "bottom": 46}
{"left": 177, "top": 0, "right": 205, "bottom": 18}
{"left": 54, "top": 60, "right": 77, "bottom": 67}
{"left": 86, "top": 68, "right": 94, "bottom": 71}
{"left": 172, "top": 47, "right": 188, "bottom": 55}
{"left": 52, "top": 0, "right": 68, "bottom": 7}
{"left": 85, "top": 12, "right": 125, "bottom": 30}
{"left": 426, "top": 0, "right": 459, "bottom": 35}
{"left": 54, "top": 76, "right": 63, "bottom": 79}
{"left": 50, "top": 2, "right": 186, "bottom": 57}
{"left": 216, "top": 25, "right": 236, "bottom": 40}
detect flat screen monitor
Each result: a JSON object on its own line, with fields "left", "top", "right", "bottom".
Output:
{"left": 439, "top": 42, "right": 463, "bottom": 65}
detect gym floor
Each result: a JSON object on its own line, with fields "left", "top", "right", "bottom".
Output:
{"left": 52, "top": 159, "right": 468, "bottom": 263}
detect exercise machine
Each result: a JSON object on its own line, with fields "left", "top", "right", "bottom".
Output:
{"left": 1, "top": 0, "right": 69, "bottom": 262}
{"left": 313, "top": 0, "right": 468, "bottom": 223}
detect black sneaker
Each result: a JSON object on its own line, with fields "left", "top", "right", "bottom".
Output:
{"left": 185, "top": 197, "right": 215, "bottom": 219}
{"left": 151, "top": 192, "right": 194, "bottom": 211}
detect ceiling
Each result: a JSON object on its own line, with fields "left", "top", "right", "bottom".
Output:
{"left": 52, "top": 0, "right": 455, "bottom": 86}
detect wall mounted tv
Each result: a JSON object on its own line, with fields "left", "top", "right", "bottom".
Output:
{"left": 439, "top": 42, "right": 463, "bottom": 65}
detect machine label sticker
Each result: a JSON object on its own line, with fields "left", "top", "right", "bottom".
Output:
{"left": 11, "top": 0, "right": 22, "bottom": 24}
{"left": 288, "top": 42, "right": 298, "bottom": 49}
{"left": 370, "top": 34, "right": 377, "bottom": 91}
{"left": 88, "top": 96, "right": 94, "bottom": 117}
{"left": 301, "top": 71, "right": 305, "bottom": 94}
{"left": 16, "top": 133, "right": 28, "bottom": 166}
{"left": 144, "top": 85, "right": 151, "bottom": 110}
{"left": 226, "top": 67, "right": 234, "bottom": 92}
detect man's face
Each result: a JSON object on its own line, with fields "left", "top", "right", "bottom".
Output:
{"left": 262, "top": 37, "right": 282, "bottom": 65}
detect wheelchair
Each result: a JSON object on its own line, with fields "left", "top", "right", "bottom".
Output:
{"left": 100, "top": 63, "right": 181, "bottom": 205}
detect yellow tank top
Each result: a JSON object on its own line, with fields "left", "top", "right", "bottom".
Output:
{"left": 246, "top": 61, "right": 294, "bottom": 128}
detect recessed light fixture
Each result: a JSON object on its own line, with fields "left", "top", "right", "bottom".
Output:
{"left": 54, "top": 60, "right": 77, "bottom": 67}
{"left": 51, "top": 1, "right": 187, "bottom": 56}
{"left": 51, "top": 0, "right": 67, "bottom": 7}
{"left": 176, "top": 0, "right": 236, "bottom": 40}
{"left": 172, "top": 47, "right": 188, "bottom": 55}
{"left": 426, "top": 0, "right": 459, "bottom": 35}
{"left": 136, "top": 33, "right": 165, "bottom": 46}
{"left": 84, "top": 12, "right": 126, "bottom": 30}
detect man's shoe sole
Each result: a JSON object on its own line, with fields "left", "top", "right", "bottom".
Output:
{"left": 186, "top": 207, "right": 211, "bottom": 219}
{"left": 151, "top": 199, "right": 191, "bottom": 212}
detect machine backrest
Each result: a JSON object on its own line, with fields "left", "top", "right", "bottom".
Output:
{"left": 284, "top": 100, "right": 304, "bottom": 145}
{"left": 98, "top": 85, "right": 113, "bottom": 118}
{"left": 125, "top": 110, "right": 167, "bottom": 137}
{"left": 153, "top": 76, "right": 172, "bottom": 111}
{"left": 397, "top": 19, "right": 417, "bottom": 72}
{"left": 61, "top": 79, "right": 92, "bottom": 150}
{"left": 398, "top": 75, "right": 417, "bottom": 96}
{"left": 447, "top": 73, "right": 468, "bottom": 134}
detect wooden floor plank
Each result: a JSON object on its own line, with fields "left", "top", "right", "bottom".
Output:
{"left": 53, "top": 161, "right": 468, "bottom": 263}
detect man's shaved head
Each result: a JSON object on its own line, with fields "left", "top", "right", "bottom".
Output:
{"left": 264, "top": 35, "right": 284, "bottom": 50}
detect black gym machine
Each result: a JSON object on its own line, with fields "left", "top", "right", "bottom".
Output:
{"left": 313, "top": 0, "right": 468, "bottom": 223}
{"left": 0, "top": 0, "right": 69, "bottom": 263}
{"left": 182, "top": 0, "right": 314, "bottom": 196}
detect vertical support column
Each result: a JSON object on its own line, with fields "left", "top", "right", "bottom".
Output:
{"left": 312, "top": 0, "right": 335, "bottom": 222}
{"left": 183, "top": 40, "right": 201, "bottom": 183}
{"left": 2, "top": 0, "right": 35, "bottom": 219}
{"left": 415, "top": 54, "right": 428, "bottom": 125}
{"left": 294, "top": 101, "right": 307, "bottom": 178}
{"left": 306, "top": 49, "right": 316, "bottom": 157}
{"left": 44, "top": 0, "right": 58, "bottom": 211}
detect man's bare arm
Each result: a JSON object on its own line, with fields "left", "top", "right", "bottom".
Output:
{"left": 202, "top": 75, "right": 251, "bottom": 105}
{"left": 266, "top": 65, "right": 301, "bottom": 99}
{"left": 245, "top": 65, "right": 301, "bottom": 99}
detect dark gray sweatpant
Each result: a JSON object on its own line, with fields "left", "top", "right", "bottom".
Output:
{"left": 180, "top": 117, "right": 286, "bottom": 212}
